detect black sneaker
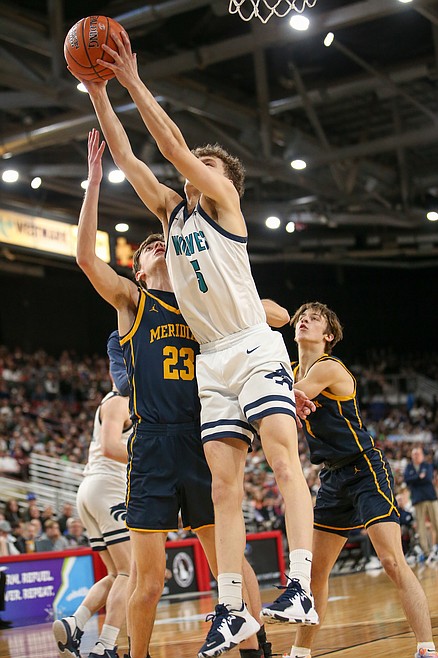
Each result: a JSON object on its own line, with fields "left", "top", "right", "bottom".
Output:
{"left": 52, "top": 618, "right": 84, "bottom": 657}
{"left": 198, "top": 602, "right": 260, "bottom": 657}
{"left": 260, "top": 578, "right": 318, "bottom": 625}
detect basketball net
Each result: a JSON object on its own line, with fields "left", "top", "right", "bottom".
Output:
{"left": 229, "top": 0, "right": 317, "bottom": 23}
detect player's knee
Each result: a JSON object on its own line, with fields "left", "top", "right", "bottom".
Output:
{"left": 268, "top": 455, "right": 293, "bottom": 483}
{"left": 134, "top": 578, "right": 163, "bottom": 605}
{"left": 379, "top": 553, "right": 402, "bottom": 580}
{"left": 211, "top": 477, "right": 243, "bottom": 508}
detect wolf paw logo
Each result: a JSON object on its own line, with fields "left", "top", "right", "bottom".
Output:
{"left": 265, "top": 365, "right": 294, "bottom": 390}
{"left": 110, "top": 502, "right": 127, "bottom": 521}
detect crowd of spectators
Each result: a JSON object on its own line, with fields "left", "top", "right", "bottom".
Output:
{"left": 0, "top": 345, "right": 112, "bottom": 478}
{"left": 0, "top": 497, "right": 89, "bottom": 554}
{"left": 1, "top": 343, "right": 438, "bottom": 558}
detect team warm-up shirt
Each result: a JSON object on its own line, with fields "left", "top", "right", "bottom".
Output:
{"left": 83, "top": 391, "right": 132, "bottom": 480}
{"left": 165, "top": 201, "right": 266, "bottom": 344}
{"left": 293, "top": 355, "right": 375, "bottom": 465}
{"left": 120, "top": 288, "right": 200, "bottom": 424}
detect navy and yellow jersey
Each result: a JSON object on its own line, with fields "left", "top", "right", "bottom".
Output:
{"left": 293, "top": 355, "right": 375, "bottom": 465}
{"left": 120, "top": 288, "right": 200, "bottom": 424}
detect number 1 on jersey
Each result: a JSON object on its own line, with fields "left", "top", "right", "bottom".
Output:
{"left": 190, "top": 259, "right": 208, "bottom": 293}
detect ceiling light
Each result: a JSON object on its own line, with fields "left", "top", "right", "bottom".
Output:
{"left": 427, "top": 211, "right": 438, "bottom": 222}
{"left": 2, "top": 152, "right": 13, "bottom": 160}
{"left": 289, "top": 15, "right": 310, "bottom": 31}
{"left": 77, "top": 83, "right": 88, "bottom": 93}
{"left": 115, "top": 222, "right": 129, "bottom": 233}
{"left": 2, "top": 169, "right": 19, "bottom": 183}
{"left": 291, "top": 159, "right": 307, "bottom": 170}
{"left": 324, "top": 32, "right": 335, "bottom": 47}
{"left": 398, "top": 0, "right": 412, "bottom": 3}
{"left": 265, "top": 216, "right": 281, "bottom": 230}
{"left": 286, "top": 221, "right": 296, "bottom": 233}
{"left": 31, "top": 177, "right": 42, "bottom": 189}
{"left": 108, "top": 169, "right": 126, "bottom": 183}
{"left": 81, "top": 180, "right": 89, "bottom": 190}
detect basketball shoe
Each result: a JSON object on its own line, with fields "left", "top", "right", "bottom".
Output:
{"left": 260, "top": 578, "right": 319, "bottom": 625}
{"left": 89, "top": 643, "right": 119, "bottom": 657}
{"left": 198, "top": 602, "right": 260, "bottom": 657}
{"left": 415, "top": 649, "right": 438, "bottom": 657}
{"left": 52, "top": 618, "right": 84, "bottom": 658}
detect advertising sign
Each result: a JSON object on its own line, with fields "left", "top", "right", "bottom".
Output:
{"left": 0, "top": 208, "right": 110, "bottom": 262}
{"left": 1, "top": 552, "right": 94, "bottom": 627}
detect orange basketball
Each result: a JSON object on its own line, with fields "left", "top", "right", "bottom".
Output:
{"left": 64, "top": 16, "right": 123, "bottom": 82}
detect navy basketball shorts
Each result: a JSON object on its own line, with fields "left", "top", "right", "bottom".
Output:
{"left": 314, "top": 448, "right": 400, "bottom": 537}
{"left": 125, "top": 422, "right": 214, "bottom": 532}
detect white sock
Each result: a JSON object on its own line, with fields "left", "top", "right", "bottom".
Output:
{"left": 417, "top": 642, "right": 436, "bottom": 652}
{"left": 288, "top": 549, "right": 312, "bottom": 594}
{"left": 98, "top": 623, "right": 119, "bottom": 649}
{"left": 291, "top": 645, "right": 311, "bottom": 657}
{"left": 68, "top": 605, "right": 91, "bottom": 632}
{"left": 218, "top": 573, "right": 243, "bottom": 610}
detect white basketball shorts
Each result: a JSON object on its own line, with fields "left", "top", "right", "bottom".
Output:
{"left": 76, "top": 474, "right": 129, "bottom": 551}
{"left": 197, "top": 323, "right": 296, "bottom": 445}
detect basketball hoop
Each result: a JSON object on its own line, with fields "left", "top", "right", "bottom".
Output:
{"left": 229, "top": 0, "right": 317, "bottom": 23}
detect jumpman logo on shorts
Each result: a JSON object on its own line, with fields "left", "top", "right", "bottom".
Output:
{"left": 265, "top": 365, "right": 294, "bottom": 390}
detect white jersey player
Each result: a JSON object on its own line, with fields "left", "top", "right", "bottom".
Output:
{"left": 53, "top": 374, "right": 131, "bottom": 658}
{"left": 82, "top": 28, "right": 318, "bottom": 658}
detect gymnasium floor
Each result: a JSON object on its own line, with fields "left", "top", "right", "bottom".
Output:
{"left": 2, "top": 563, "right": 438, "bottom": 658}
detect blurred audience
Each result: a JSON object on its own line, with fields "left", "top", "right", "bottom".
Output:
{"left": 64, "top": 517, "right": 89, "bottom": 548}
{"left": 35, "top": 520, "right": 69, "bottom": 552}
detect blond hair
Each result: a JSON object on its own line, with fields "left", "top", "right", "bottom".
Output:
{"left": 291, "top": 301, "right": 343, "bottom": 354}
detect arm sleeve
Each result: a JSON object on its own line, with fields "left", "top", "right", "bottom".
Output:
{"left": 107, "top": 330, "right": 130, "bottom": 397}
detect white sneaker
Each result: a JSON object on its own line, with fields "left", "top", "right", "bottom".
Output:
{"left": 426, "top": 547, "right": 438, "bottom": 565}
{"left": 52, "top": 618, "right": 83, "bottom": 658}
{"left": 260, "top": 578, "right": 319, "bottom": 625}
{"left": 198, "top": 602, "right": 260, "bottom": 657}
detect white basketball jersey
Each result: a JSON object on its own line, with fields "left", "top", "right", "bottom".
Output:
{"left": 83, "top": 391, "right": 131, "bottom": 480}
{"left": 166, "top": 201, "right": 265, "bottom": 344}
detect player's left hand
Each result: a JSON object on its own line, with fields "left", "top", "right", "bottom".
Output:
{"left": 294, "top": 388, "right": 316, "bottom": 429}
{"left": 87, "top": 128, "right": 105, "bottom": 184}
{"left": 98, "top": 30, "right": 139, "bottom": 89}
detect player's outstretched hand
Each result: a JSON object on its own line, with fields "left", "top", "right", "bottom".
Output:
{"left": 87, "top": 128, "right": 106, "bottom": 185}
{"left": 66, "top": 67, "right": 108, "bottom": 96}
{"left": 294, "top": 388, "right": 316, "bottom": 429}
{"left": 98, "top": 30, "right": 139, "bottom": 90}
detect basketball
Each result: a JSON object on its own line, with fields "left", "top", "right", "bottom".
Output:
{"left": 64, "top": 16, "right": 123, "bottom": 82}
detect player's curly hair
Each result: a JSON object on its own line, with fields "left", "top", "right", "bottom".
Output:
{"left": 132, "top": 233, "right": 165, "bottom": 291}
{"left": 290, "top": 301, "right": 343, "bottom": 354}
{"left": 191, "top": 144, "right": 245, "bottom": 197}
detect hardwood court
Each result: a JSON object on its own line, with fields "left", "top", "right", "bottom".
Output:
{"left": 1, "top": 564, "right": 437, "bottom": 658}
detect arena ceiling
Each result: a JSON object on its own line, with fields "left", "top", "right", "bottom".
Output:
{"left": 1, "top": 0, "right": 438, "bottom": 269}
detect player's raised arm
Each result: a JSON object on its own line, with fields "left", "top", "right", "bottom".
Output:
{"left": 71, "top": 76, "right": 180, "bottom": 233}
{"left": 98, "top": 32, "right": 239, "bottom": 213}
{"left": 76, "top": 129, "right": 134, "bottom": 310}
